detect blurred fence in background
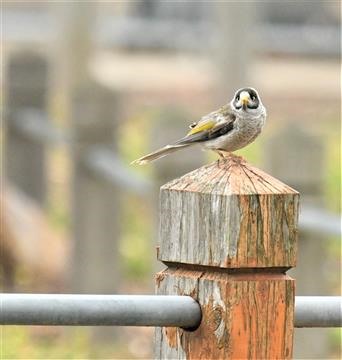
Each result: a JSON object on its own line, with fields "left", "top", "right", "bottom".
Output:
{"left": 3, "top": 2, "right": 340, "bottom": 55}
{"left": 4, "top": 49, "right": 152, "bottom": 289}
{"left": 2, "top": 1, "right": 340, "bottom": 358}
{"left": 4, "top": 48, "right": 339, "bottom": 284}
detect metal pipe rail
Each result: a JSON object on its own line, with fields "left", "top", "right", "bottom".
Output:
{"left": 295, "top": 296, "right": 341, "bottom": 328}
{"left": 1, "top": 294, "right": 341, "bottom": 328}
{"left": 0, "top": 295, "right": 201, "bottom": 328}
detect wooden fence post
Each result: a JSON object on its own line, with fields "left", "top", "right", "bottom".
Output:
{"left": 155, "top": 156, "right": 299, "bottom": 359}
{"left": 213, "top": 2, "right": 254, "bottom": 103}
{"left": 150, "top": 106, "right": 205, "bottom": 275}
{"left": 5, "top": 51, "right": 49, "bottom": 205}
{"left": 70, "top": 82, "right": 120, "bottom": 295}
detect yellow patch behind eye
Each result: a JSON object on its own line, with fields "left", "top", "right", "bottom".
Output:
{"left": 187, "top": 120, "right": 216, "bottom": 135}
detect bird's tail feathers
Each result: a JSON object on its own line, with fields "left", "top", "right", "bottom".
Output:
{"left": 131, "top": 144, "right": 190, "bottom": 165}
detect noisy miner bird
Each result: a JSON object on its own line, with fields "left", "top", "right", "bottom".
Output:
{"left": 132, "top": 87, "right": 266, "bottom": 165}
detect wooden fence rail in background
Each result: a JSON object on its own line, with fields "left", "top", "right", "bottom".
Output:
{"left": 5, "top": 51, "right": 49, "bottom": 206}
{"left": 155, "top": 156, "right": 299, "bottom": 359}
{"left": 3, "top": 51, "right": 151, "bottom": 299}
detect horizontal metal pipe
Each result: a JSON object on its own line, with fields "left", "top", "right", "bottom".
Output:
{"left": 0, "top": 294, "right": 201, "bottom": 327}
{"left": 295, "top": 296, "right": 341, "bottom": 328}
{"left": 1, "top": 294, "right": 340, "bottom": 328}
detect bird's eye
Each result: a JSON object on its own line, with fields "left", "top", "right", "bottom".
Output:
{"left": 236, "top": 95, "right": 240, "bottom": 101}
{"left": 251, "top": 95, "right": 256, "bottom": 101}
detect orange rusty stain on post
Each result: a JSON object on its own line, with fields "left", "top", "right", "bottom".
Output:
{"left": 183, "top": 295, "right": 230, "bottom": 359}
{"left": 165, "top": 327, "right": 178, "bottom": 348}
{"left": 155, "top": 272, "right": 165, "bottom": 288}
{"left": 155, "top": 156, "right": 299, "bottom": 359}
{"left": 228, "top": 279, "right": 295, "bottom": 359}
{"left": 157, "top": 270, "right": 295, "bottom": 359}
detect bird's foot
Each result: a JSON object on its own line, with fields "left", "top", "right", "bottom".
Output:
{"left": 214, "top": 150, "right": 231, "bottom": 167}
{"left": 215, "top": 151, "right": 247, "bottom": 167}
{"left": 227, "top": 153, "right": 246, "bottom": 164}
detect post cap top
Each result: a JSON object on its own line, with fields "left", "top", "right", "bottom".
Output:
{"left": 162, "top": 155, "right": 298, "bottom": 196}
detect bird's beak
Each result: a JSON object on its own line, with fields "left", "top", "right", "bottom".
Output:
{"left": 240, "top": 92, "right": 250, "bottom": 110}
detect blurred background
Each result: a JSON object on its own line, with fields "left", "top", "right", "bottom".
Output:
{"left": 1, "top": 1, "right": 340, "bottom": 359}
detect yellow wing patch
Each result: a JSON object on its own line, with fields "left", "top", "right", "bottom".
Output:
{"left": 187, "top": 119, "right": 216, "bottom": 135}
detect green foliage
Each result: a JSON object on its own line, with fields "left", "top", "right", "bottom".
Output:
{"left": 324, "top": 127, "right": 341, "bottom": 213}
{"left": 1, "top": 327, "right": 137, "bottom": 359}
{"left": 120, "top": 196, "right": 153, "bottom": 281}
{"left": 118, "top": 108, "right": 155, "bottom": 178}
{"left": 328, "top": 328, "right": 342, "bottom": 359}
{"left": 47, "top": 200, "right": 70, "bottom": 231}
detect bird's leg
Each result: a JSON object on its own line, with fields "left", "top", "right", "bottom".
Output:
{"left": 213, "top": 149, "right": 230, "bottom": 167}
{"left": 217, "top": 150, "right": 226, "bottom": 159}
{"left": 220, "top": 150, "right": 231, "bottom": 159}
{"left": 213, "top": 150, "right": 225, "bottom": 165}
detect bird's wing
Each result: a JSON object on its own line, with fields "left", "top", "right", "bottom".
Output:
{"left": 175, "top": 107, "right": 236, "bottom": 145}
{"left": 131, "top": 106, "right": 235, "bottom": 165}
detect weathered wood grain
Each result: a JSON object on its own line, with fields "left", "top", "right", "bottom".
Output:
{"left": 155, "top": 155, "right": 298, "bottom": 359}
{"left": 158, "top": 156, "right": 299, "bottom": 268}
{"left": 155, "top": 268, "right": 294, "bottom": 360}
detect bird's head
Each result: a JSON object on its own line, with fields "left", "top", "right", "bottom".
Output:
{"left": 231, "top": 87, "right": 263, "bottom": 116}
